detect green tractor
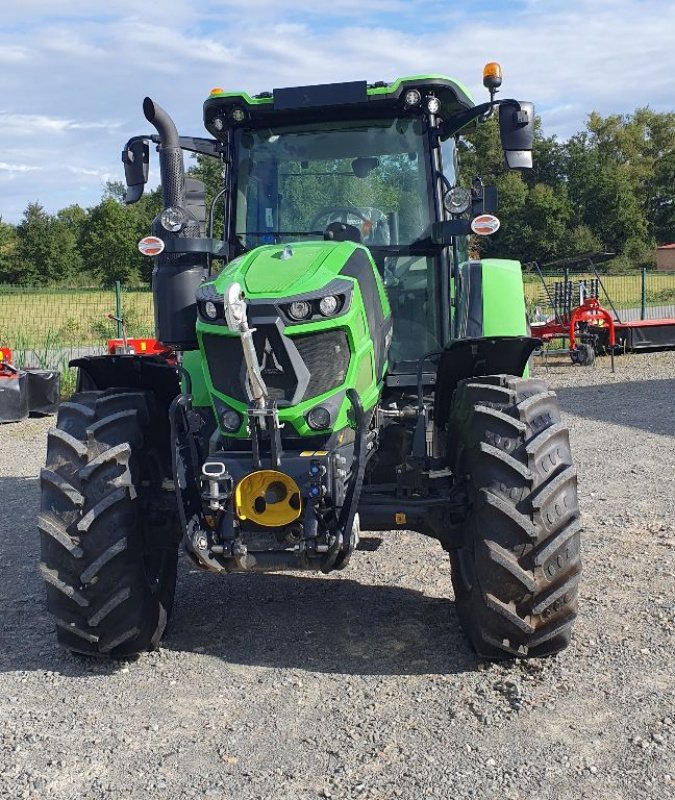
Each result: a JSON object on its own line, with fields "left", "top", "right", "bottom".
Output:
{"left": 38, "top": 65, "right": 581, "bottom": 660}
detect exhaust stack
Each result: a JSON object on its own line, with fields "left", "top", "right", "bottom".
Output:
{"left": 143, "top": 97, "right": 205, "bottom": 350}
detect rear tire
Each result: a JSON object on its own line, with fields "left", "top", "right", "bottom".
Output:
{"left": 38, "top": 389, "right": 180, "bottom": 658}
{"left": 447, "top": 375, "right": 581, "bottom": 659}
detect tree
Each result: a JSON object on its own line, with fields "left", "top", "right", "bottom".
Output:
{"left": 0, "top": 219, "right": 18, "bottom": 283}
{"left": 14, "top": 203, "right": 81, "bottom": 285}
{"left": 80, "top": 198, "right": 146, "bottom": 285}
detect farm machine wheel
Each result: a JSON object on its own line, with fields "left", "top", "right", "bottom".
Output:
{"left": 38, "top": 389, "right": 180, "bottom": 657}
{"left": 447, "top": 375, "right": 581, "bottom": 659}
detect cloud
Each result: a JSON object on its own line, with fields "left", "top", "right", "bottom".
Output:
{"left": 0, "top": 0, "right": 674, "bottom": 222}
{"left": 0, "top": 162, "right": 41, "bottom": 173}
{"left": 0, "top": 113, "right": 118, "bottom": 136}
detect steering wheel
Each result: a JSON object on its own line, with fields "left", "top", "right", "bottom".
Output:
{"left": 309, "top": 206, "right": 388, "bottom": 244}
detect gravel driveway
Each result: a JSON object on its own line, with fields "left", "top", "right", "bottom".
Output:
{"left": 1, "top": 352, "right": 674, "bottom": 800}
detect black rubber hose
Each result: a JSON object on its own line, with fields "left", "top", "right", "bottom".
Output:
{"left": 322, "top": 389, "right": 367, "bottom": 572}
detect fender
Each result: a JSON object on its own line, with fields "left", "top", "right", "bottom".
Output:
{"left": 454, "top": 258, "right": 529, "bottom": 339}
{"left": 435, "top": 257, "right": 539, "bottom": 429}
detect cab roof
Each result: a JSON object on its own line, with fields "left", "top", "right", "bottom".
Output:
{"left": 203, "top": 75, "right": 476, "bottom": 136}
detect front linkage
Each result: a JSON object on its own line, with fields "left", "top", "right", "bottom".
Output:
{"left": 171, "top": 381, "right": 368, "bottom": 574}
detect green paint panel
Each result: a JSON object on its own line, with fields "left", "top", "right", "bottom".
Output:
{"left": 242, "top": 244, "right": 331, "bottom": 294}
{"left": 181, "top": 349, "right": 210, "bottom": 406}
{"left": 480, "top": 259, "right": 528, "bottom": 337}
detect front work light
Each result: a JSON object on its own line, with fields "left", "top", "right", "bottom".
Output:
{"left": 318, "top": 295, "right": 341, "bottom": 316}
{"left": 306, "top": 406, "right": 331, "bottom": 430}
{"left": 426, "top": 96, "right": 441, "bottom": 115}
{"left": 221, "top": 409, "right": 241, "bottom": 432}
{"left": 404, "top": 89, "right": 421, "bottom": 107}
{"left": 160, "top": 206, "right": 188, "bottom": 232}
{"left": 204, "top": 301, "right": 218, "bottom": 320}
{"left": 288, "top": 301, "right": 312, "bottom": 321}
{"left": 444, "top": 187, "right": 472, "bottom": 215}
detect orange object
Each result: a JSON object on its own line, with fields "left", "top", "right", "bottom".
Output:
{"left": 569, "top": 298, "right": 616, "bottom": 349}
{"left": 483, "top": 62, "right": 502, "bottom": 89}
{"left": 106, "top": 338, "right": 174, "bottom": 360}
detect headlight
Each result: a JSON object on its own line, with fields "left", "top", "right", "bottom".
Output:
{"left": 221, "top": 409, "right": 241, "bottom": 432}
{"left": 426, "top": 96, "right": 441, "bottom": 115}
{"left": 160, "top": 206, "right": 188, "bottom": 232}
{"left": 204, "top": 301, "right": 219, "bottom": 320}
{"left": 306, "top": 406, "right": 331, "bottom": 430}
{"left": 404, "top": 89, "right": 421, "bottom": 107}
{"left": 318, "top": 295, "right": 341, "bottom": 317}
{"left": 288, "top": 300, "right": 312, "bottom": 321}
{"left": 444, "top": 187, "right": 472, "bottom": 216}
{"left": 231, "top": 107, "right": 246, "bottom": 122}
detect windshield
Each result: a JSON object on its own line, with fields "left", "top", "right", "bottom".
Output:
{"left": 233, "top": 118, "right": 433, "bottom": 249}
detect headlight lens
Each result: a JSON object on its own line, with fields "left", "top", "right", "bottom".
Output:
{"left": 231, "top": 107, "right": 246, "bottom": 122}
{"left": 160, "top": 206, "right": 188, "bottom": 232}
{"left": 426, "top": 96, "right": 441, "bottom": 115}
{"left": 444, "top": 187, "right": 472, "bottom": 215}
{"left": 404, "top": 89, "right": 421, "bottom": 107}
{"left": 204, "top": 301, "right": 219, "bottom": 320}
{"left": 306, "top": 406, "right": 331, "bottom": 430}
{"left": 221, "top": 409, "right": 241, "bottom": 432}
{"left": 318, "top": 295, "right": 341, "bottom": 316}
{"left": 288, "top": 300, "right": 312, "bottom": 321}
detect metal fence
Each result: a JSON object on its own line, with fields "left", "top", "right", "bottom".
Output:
{"left": 0, "top": 283, "right": 154, "bottom": 384}
{"left": 3, "top": 270, "right": 675, "bottom": 385}
{"left": 524, "top": 269, "right": 675, "bottom": 323}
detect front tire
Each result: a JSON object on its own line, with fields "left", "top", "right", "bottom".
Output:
{"left": 38, "top": 389, "right": 179, "bottom": 657}
{"left": 447, "top": 375, "right": 581, "bottom": 659}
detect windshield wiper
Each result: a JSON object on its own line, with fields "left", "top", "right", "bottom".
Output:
{"left": 238, "top": 230, "right": 324, "bottom": 237}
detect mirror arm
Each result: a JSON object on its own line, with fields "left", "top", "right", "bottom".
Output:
{"left": 147, "top": 134, "right": 224, "bottom": 159}
{"left": 438, "top": 98, "right": 523, "bottom": 139}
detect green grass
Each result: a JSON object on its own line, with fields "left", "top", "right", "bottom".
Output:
{"left": 0, "top": 286, "right": 154, "bottom": 349}
{"left": 0, "top": 286, "right": 154, "bottom": 399}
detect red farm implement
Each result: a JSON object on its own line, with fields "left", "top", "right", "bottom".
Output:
{"left": 529, "top": 253, "right": 675, "bottom": 366}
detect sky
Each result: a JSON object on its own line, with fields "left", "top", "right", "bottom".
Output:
{"left": 1, "top": 0, "right": 673, "bottom": 224}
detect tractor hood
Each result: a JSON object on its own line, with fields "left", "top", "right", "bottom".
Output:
{"left": 209, "top": 240, "right": 369, "bottom": 299}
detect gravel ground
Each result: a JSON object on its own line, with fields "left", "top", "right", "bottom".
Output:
{"left": 1, "top": 352, "right": 674, "bottom": 800}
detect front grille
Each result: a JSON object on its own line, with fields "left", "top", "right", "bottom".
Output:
{"left": 294, "top": 330, "right": 350, "bottom": 399}
{"left": 203, "top": 334, "right": 247, "bottom": 402}
{"left": 203, "top": 327, "right": 350, "bottom": 405}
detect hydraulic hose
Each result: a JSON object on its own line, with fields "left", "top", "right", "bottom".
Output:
{"left": 322, "top": 389, "right": 368, "bottom": 572}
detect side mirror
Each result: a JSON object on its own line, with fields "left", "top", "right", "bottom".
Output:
{"left": 122, "top": 138, "right": 150, "bottom": 204}
{"left": 499, "top": 101, "right": 534, "bottom": 170}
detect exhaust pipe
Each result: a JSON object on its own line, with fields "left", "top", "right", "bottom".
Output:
{"left": 143, "top": 98, "right": 185, "bottom": 208}
{"left": 143, "top": 97, "right": 205, "bottom": 350}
